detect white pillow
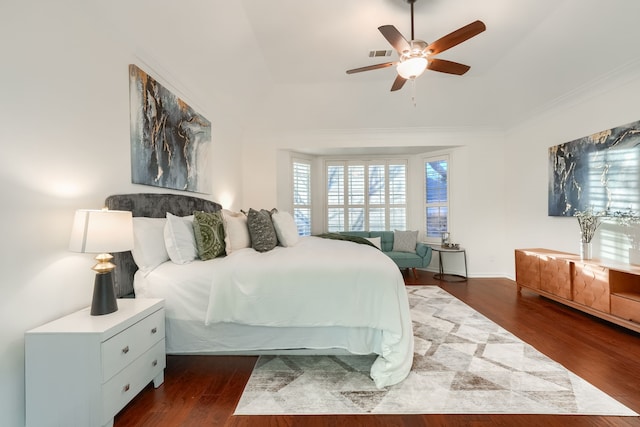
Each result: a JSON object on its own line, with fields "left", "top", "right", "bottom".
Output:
{"left": 222, "top": 209, "right": 251, "bottom": 254}
{"left": 131, "top": 217, "right": 169, "bottom": 275}
{"left": 164, "top": 213, "right": 197, "bottom": 264}
{"left": 271, "top": 211, "right": 299, "bottom": 247}
{"left": 365, "top": 236, "right": 381, "bottom": 250}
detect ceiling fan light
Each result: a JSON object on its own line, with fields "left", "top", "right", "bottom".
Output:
{"left": 397, "top": 57, "right": 427, "bottom": 79}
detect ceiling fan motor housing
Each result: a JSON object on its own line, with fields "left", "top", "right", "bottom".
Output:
{"left": 400, "top": 39, "right": 429, "bottom": 57}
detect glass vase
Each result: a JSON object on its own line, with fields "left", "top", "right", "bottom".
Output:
{"left": 580, "top": 241, "right": 592, "bottom": 260}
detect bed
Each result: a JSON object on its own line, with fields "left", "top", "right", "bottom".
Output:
{"left": 105, "top": 193, "right": 414, "bottom": 388}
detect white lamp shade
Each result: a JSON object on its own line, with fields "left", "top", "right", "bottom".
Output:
{"left": 397, "top": 57, "right": 428, "bottom": 79}
{"left": 69, "top": 209, "right": 134, "bottom": 253}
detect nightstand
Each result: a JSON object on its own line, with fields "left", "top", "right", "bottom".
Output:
{"left": 25, "top": 298, "right": 165, "bottom": 427}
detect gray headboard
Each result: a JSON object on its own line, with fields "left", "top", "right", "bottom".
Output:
{"left": 105, "top": 193, "right": 222, "bottom": 297}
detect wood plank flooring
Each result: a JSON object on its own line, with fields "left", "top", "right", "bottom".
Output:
{"left": 115, "top": 271, "right": 640, "bottom": 426}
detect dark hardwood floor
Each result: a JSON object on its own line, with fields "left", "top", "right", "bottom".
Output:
{"left": 115, "top": 271, "right": 640, "bottom": 426}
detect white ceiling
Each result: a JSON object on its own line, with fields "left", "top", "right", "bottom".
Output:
{"left": 97, "top": 0, "right": 640, "bottom": 133}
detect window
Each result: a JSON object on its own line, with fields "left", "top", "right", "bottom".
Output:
{"left": 326, "top": 160, "right": 407, "bottom": 232}
{"left": 292, "top": 159, "right": 311, "bottom": 236}
{"left": 424, "top": 155, "right": 449, "bottom": 240}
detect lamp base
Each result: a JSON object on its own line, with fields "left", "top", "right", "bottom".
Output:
{"left": 91, "top": 271, "right": 118, "bottom": 316}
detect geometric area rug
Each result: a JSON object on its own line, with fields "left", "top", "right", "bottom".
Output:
{"left": 234, "top": 286, "right": 637, "bottom": 416}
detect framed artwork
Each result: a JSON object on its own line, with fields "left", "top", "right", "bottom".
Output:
{"left": 129, "top": 64, "right": 211, "bottom": 193}
{"left": 548, "top": 119, "right": 640, "bottom": 216}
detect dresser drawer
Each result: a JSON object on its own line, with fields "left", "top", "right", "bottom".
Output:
{"left": 102, "top": 339, "right": 166, "bottom": 424}
{"left": 611, "top": 294, "right": 640, "bottom": 323}
{"left": 102, "top": 308, "right": 165, "bottom": 381}
{"left": 540, "top": 255, "right": 572, "bottom": 299}
{"left": 572, "top": 262, "right": 610, "bottom": 312}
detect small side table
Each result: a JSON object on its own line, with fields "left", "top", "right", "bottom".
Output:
{"left": 432, "top": 245, "right": 468, "bottom": 282}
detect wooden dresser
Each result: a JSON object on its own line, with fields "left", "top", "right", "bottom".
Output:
{"left": 515, "top": 249, "right": 640, "bottom": 333}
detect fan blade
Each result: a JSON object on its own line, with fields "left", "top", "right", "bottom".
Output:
{"left": 378, "top": 25, "right": 411, "bottom": 54}
{"left": 346, "top": 62, "right": 395, "bottom": 74}
{"left": 427, "top": 58, "right": 471, "bottom": 75}
{"left": 426, "top": 20, "right": 486, "bottom": 55}
{"left": 390, "top": 75, "right": 407, "bottom": 92}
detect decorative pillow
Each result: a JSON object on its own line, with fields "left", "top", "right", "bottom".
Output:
{"left": 164, "top": 213, "right": 197, "bottom": 264}
{"left": 247, "top": 208, "right": 278, "bottom": 252}
{"left": 131, "top": 217, "right": 169, "bottom": 275}
{"left": 365, "top": 236, "right": 382, "bottom": 250}
{"left": 193, "top": 211, "right": 226, "bottom": 260}
{"left": 271, "top": 211, "right": 299, "bottom": 247}
{"left": 393, "top": 229, "right": 418, "bottom": 253}
{"left": 221, "top": 209, "right": 251, "bottom": 254}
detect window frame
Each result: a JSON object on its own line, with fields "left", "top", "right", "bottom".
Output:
{"left": 292, "top": 158, "right": 312, "bottom": 236}
{"left": 325, "top": 159, "right": 408, "bottom": 232}
{"left": 423, "top": 154, "right": 450, "bottom": 244}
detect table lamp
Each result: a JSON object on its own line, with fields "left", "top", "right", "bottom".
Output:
{"left": 69, "top": 208, "right": 134, "bottom": 315}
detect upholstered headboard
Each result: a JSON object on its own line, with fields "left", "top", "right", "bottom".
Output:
{"left": 105, "top": 193, "right": 222, "bottom": 297}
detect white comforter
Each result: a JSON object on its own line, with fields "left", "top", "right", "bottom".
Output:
{"left": 204, "top": 236, "right": 414, "bottom": 388}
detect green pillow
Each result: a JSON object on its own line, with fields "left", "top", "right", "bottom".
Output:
{"left": 193, "top": 211, "right": 226, "bottom": 260}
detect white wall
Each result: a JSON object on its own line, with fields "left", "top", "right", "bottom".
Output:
{"left": 0, "top": 2, "right": 245, "bottom": 426}
{"left": 503, "top": 74, "right": 640, "bottom": 279}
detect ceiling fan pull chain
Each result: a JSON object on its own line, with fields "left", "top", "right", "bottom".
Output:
{"left": 411, "top": 78, "right": 417, "bottom": 107}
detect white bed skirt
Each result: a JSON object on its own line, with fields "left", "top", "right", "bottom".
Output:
{"left": 164, "top": 317, "right": 383, "bottom": 356}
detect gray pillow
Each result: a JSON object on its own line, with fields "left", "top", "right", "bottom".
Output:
{"left": 247, "top": 208, "right": 278, "bottom": 252}
{"left": 393, "top": 230, "right": 418, "bottom": 253}
{"left": 193, "top": 211, "right": 226, "bottom": 260}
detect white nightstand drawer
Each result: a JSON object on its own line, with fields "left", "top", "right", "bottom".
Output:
{"left": 102, "top": 339, "right": 166, "bottom": 424}
{"left": 102, "top": 308, "right": 165, "bottom": 381}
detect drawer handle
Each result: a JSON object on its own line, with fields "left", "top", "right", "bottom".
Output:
{"left": 123, "top": 383, "right": 130, "bottom": 393}
{"left": 122, "top": 346, "right": 129, "bottom": 354}
{"left": 152, "top": 359, "right": 158, "bottom": 367}
{"left": 151, "top": 327, "right": 157, "bottom": 334}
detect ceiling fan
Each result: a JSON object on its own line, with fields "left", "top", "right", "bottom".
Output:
{"left": 346, "top": 0, "right": 486, "bottom": 92}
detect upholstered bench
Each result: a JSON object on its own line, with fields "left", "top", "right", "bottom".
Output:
{"left": 339, "top": 231, "right": 432, "bottom": 277}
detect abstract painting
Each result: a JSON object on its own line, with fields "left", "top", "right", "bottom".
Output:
{"left": 548, "top": 119, "right": 640, "bottom": 216}
{"left": 129, "top": 64, "right": 211, "bottom": 193}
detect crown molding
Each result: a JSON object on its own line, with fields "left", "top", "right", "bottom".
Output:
{"left": 508, "top": 57, "right": 640, "bottom": 131}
